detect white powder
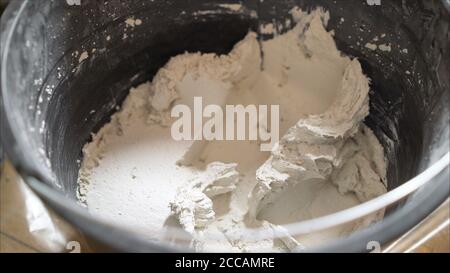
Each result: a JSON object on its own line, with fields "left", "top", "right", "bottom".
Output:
{"left": 78, "top": 51, "right": 89, "bottom": 63}
{"left": 378, "top": 43, "right": 392, "bottom": 52}
{"left": 66, "top": 0, "right": 81, "bottom": 6}
{"left": 365, "top": 42, "right": 392, "bottom": 52}
{"left": 125, "top": 18, "right": 142, "bottom": 28}
{"left": 365, "top": 43, "right": 378, "bottom": 51}
{"left": 77, "top": 8, "right": 387, "bottom": 252}
{"left": 218, "top": 4, "right": 243, "bottom": 11}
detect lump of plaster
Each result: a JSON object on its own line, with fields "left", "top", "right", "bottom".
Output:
{"left": 149, "top": 32, "right": 260, "bottom": 114}
{"left": 248, "top": 25, "right": 386, "bottom": 223}
{"left": 331, "top": 125, "right": 387, "bottom": 202}
{"left": 170, "top": 162, "right": 240, "bottom": 234}
{"left": 249, "top": 65, "right": 386, "bottom": 225}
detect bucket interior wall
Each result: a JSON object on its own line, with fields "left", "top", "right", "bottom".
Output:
{"left": 2, "top": 0, "right": 449, "bottom": 215}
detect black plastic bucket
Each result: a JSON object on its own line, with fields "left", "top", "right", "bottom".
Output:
{"left": 1, "top": 0, "right": 449, "bottom": 252}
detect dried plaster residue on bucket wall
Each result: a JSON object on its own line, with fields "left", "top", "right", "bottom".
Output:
{"left": 76, "top": 8, "right": 388, "bottom": 252}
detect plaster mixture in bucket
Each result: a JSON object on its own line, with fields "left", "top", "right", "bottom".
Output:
{"left": 77, "top": 8, "right": 387, "bottom": 252}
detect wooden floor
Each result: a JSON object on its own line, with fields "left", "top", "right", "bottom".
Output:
{"left": 0, "top": 160, "right": 448, "bottom": 253}
{"left": 0, "top": 161, "right": 91, "bottom": 253}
